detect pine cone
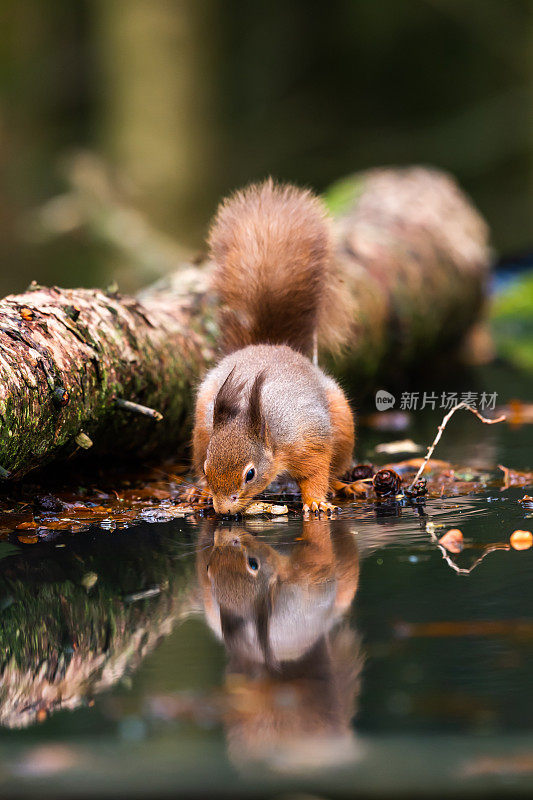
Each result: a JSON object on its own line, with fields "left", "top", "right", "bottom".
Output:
{"left": 373, "top": 468, "right": 402, "bottom": 497}
{"left": 404, "top": 478, "right": 427, "bottom": 498}
{"left": 343, "top": 463, "right": 375, "bottom": 482}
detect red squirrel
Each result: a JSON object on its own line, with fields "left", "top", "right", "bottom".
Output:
{"left": 192, "top": 179, "right": 354, "bottom": 514}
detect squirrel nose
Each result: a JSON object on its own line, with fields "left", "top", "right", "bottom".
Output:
{"left": 213, "top": 495, "right": 241, "bottom": 515}
{"left": 214, "top": 530, "right": 242, "bottom": 547}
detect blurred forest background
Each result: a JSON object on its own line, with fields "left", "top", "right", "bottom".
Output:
{"left": 1, "top": 0, "right": 533, "bottom": 297}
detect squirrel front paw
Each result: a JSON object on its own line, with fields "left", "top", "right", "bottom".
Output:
{"left": 302, "top": 500, "right": 340, "bottom": 516}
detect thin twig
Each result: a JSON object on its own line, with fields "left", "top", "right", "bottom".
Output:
{"left": 114, "top": 398, "right": 163, "bottom": 421}
{"left": 407, "top": 403, "right": 505, "bottom": 492}
{"left": 436, "top": 540, "right": 510, "bottom": 575}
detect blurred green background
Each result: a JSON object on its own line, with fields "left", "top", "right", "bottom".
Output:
{"left": 1, "top": 0, "right": 533, "bottom": 296}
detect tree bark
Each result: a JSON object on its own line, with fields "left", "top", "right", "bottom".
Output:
{"left": 0, "top": 167, "right": 490, "bottom": 481}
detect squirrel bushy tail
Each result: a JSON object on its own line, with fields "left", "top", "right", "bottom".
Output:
{"left": 208, "top": 178, "right": 352, "bottom": 357}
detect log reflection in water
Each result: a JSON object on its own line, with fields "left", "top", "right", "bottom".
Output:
{"left": 0, "top": 529, "right": 195, "bottom": 728}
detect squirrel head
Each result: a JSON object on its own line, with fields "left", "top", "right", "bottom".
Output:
{"left": 206, "top": 528, "right": 284, "bottom": 669}
{"left": 204, "top": 370, "right": 275, "bottom": 514}
{"left": 207, "top": 529, "right": 283, "bottom": 608}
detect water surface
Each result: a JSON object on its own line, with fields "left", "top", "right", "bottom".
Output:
{"left": 1, "top": 364, "right": 532, "bottom": 798}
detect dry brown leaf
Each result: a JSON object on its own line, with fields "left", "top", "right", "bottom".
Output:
{"left": 510, "top": 530, "right": 533, "bottom": 550}
{"left": 17, "top": 534, "right": 39, "bottom": 544}
{"left": 439, "top": 529, "right": 464, "bottom": 553}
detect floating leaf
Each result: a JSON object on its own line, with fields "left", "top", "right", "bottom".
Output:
{"left": 439, "top": 529, "right": 464, "bottom": 553}
{"left": 510, "top": 529, "right": 533, "bottom": 550}
{"left": 17, "top": 534, "right": 39, "bottom": 544}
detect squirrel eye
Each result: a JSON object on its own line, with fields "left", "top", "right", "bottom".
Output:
{"left": 245, "top": 467, "right": 255, "bottom": 483}
{"left": 247, "top": 556, "right": 259, "bottom": 572}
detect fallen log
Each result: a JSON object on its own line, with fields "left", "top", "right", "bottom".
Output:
{"left": 0, "top": 167, "right": 490, "bottom": 480}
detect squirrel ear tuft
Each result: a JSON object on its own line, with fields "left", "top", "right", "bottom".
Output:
{"left": 220, "top": 607, "right": 244, "bottom": 645}
{"left": 248, "top": 371, "right": 268, "bottom": 441}
{"left": 255, "top": 582, "right": 279, "bottom": 672}
{"left": 213, "top": 368, "right": 244, "bottom": 427}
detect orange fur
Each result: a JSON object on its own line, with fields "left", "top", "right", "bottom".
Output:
{"left": 192, "top": 388, "right": 214, "bottom": 477}
{"left": 326, "top": 386, "right": 355, "bottom": 478}
{"left": 209, "top": 179, "right": 352, "bottom": 357}
{"left": 192, "top": 180, "right": 356, "bottom": 515}
{"left": 277, "top": 433, "right": 332, "bottom": 507}
{"left": 293, "top": 450, "right": 333, "bottom": 509}
{"left": 278, "top": 388, "right": 354, "bottom": 507}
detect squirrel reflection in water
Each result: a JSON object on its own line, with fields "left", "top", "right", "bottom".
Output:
{"left": 196, "top": 517, "right": 363, "bottom": 770}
